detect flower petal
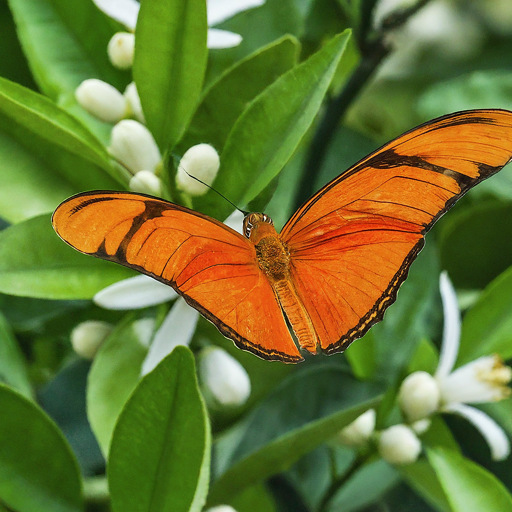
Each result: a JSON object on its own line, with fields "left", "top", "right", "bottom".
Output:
{"left": 92, "top": 0, "right": 139, "bottom": 30}
{"left": 207, "top": 28, "right": 243, "bottom": 49}
{"left": 141, "top": 298, "right": 199, "bottom": 375}
{"left": 223, "top": 210, "right": 244, "bottom": 235}
{"left": 207, "top": 0, "right": 265, "bottom": 25}
{"left": 435, "top": 271, "right": 461, "bottom": 379}
{"left": 94, "top": 275, "right": 177, "bottom": 310}
{"left": 443, "top": 402, "right": 510, "bottom": 460}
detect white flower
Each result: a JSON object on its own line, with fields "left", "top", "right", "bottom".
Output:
{"left": 176, "top": 144, "right": 220, "bottom": 196}
{"left": 336, "top": 409, "right": 376, "bottom": 448}
{"left": 71, "top": 320, "right": 113, "bottom": 359}
{"left": 108, "top": 32, "right": 135, "bottom": 69}
{"left": 129, "top": 170, "right": 162, "bottom": 196}
{"left": 108, "top": 120, "right": 161, "bottom": 174}
{"left": 93, "top": 0, "right": 265, "bottom": 49}
{"left": 411, "top": 418, "right": 431, "bottom": 435}
{"left": 124, "top": 82, "right": 145, "bottom": 123}
{"left": 75, "top": 79, "right": 127, "bottom": 123}
{"left": 199, "top": 346, "right": 251, "bottom": 407}
{"left": 378, "top": 424, "right": 422, "bottom": 465}
{"left": 206, "top": 506, "right": 238, "bottom": 512}
{"left": 398, "top": 371, "right": 440, "bottom": 422}
{"left": 93, "top": 212, "right": 245, "bottom": 375}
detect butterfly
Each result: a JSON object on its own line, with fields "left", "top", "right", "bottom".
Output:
{"left": 53, "top": 109, "right": 512, "bottom": 363}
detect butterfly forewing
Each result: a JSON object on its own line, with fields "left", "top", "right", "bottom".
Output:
{"left": 281, "top": 109, "right": 512, "bottom": 354}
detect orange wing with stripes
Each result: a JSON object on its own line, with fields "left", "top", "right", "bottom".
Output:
{"left": 53, "top": 192, "right": 302, "bottom": 362}
{"left": 281, "top": 109, "right": 512, "bottom": 355}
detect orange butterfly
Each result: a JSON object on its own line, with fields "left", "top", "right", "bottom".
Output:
{"left": 53, "top": 109, "right": 512, "bottom": 363}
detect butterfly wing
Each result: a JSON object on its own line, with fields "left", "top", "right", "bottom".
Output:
{"left": 280, "top": 109, "right": 512, "bottom": 354}
{"left": 53, "top": 192, "right": 303, "bottom": 362}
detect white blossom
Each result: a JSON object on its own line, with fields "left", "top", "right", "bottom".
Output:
{"left": 71, "top": 320, "right": 113, "bottom": 359}
{"left": 336, "top": 409, "right": 376, "bottom": 448}
{"left": 199, "top": 346, "right": 251, "bottom": 407}
{"left": 398, "top": 371, "right": 440, "bottom": 422}
{"left": 108, "top": 32, "right": 135, "bottom": 69}
{"left": 124, "top": 82, "right": 145, "bottom": 123}
{"left": 108, "top": 120, "right": 161, "bottom": 174}
{"left": 176, "top": 144, "right": 220, "bottom": 196}
{"left": 75, "top": 79, "right": 127, "bottom": 123}
{"left": 129, "top": 170, "right": 162, "bottom": 196}
{"left": 378, "top": 424, "right": 421, "bottom": 465}
{"left": 205, "top": 506, "right": 238, "bottom": 512}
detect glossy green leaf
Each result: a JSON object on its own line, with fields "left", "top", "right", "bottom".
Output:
{"left": 326, "top": 459, "right": 400, "bottom": 512}
{"left": 0, "top": 384, "right": 83, "bottom": 512}
{"left": 407, "top": 338, "right": 439, "bottom": 375}
{"left": 109, "top": 347, "right": 210, "bottom": 512}
{"left": 428, "top": 447, "right": 512, "bottom": 512}
{"left": 196, "top": 29, "right": 351, "bottom": 220}
{"left": 8, "top": 0, "right": 127, "bottom": 99}
{"left": 230, "top": 483, "right": 278, "bottom": 512}
{"left": 0, "top": 214, "right": 135, "bottom": 299}
{"left": 178, "top": 35, "right": 299, "bottom": 153}
{"left": 208, "top": 365, "right": 382, "bottom": 505}
{"left": 345, "top": 329, "right": 376, "bottom": 380}
{"left": 134, "top": 0, "right": 207, "bottom": 151}
{"left": 439, "top": 202, "right": 512, "bottom": 289}
{"left": 0, "top": 77, "right": 113, "bottom": 171}
{"left": 87, "top": 316, "right": 148, "bottom": 457}
{"left": 0, "top": 312, "right": 32, "bottom": 397}
{"left": 457, "top": 265, "right": 512, "bottom": 364}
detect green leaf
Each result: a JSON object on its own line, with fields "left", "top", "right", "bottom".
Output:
{"left": 195, "top": 29, "right": 352, "bottom": 220}
{"left": 177, "top": 35, "right": 299, "bottom": 153}
{"left": 428, "top": 447, "right": 512, "bottom": 512}
{"left": 457, "top": 265, "right": 512, "bottom": 364}
{"left": 439, "top": 201, "right": 512, "bottom": 289}
{"left": 0, "top": 384, "right": 83, "bottom": 512}
{"left": 326, "top": 459, "right": 400, "bottom": 512}
{"left": 345, "top": 329, "right": 376, "bottom": 380}
{"left": 0, "top": 312, "right": 32, "bottom": 397}
{"left": 207, "top": 365, "right": 382, "bottom": 505}
{"left": 87, "top": 316, "right": 148, "bottom": 457}
{"left": 230, "top": 483, "right": 278, "bottom": 512}
{"left": 0, "top": 77, "right": 113, "bottom": 172}
{"left": 407, "top": 338, "right": 439, "bottom": 375}
{"left": 8, "top": 0, "right": 127, "bottom": 99}
{"left": 109, "top": 347, "right": 210, "bottom": 512}
{"left": 0, "top": 214, "right": 135, "bottom": 299}
{"left": 134, "top": 0, "right": 207, "bottom": 152}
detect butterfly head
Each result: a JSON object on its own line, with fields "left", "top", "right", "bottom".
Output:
{"left": 243, "top": 213, "right": 274, "bottom": 241}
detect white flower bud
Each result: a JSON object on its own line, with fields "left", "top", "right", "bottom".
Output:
{"left": 411, "top": 418, "right": 432, "bottom": 435}
{"left": 108, "top": 32, "right": 135, "bottom": 69}
{"left": 205, "top": 506, "right": 238, "bottom": 512}
{"left": 71, "top": 320, "right": 113, "bottom": 359}
{"left": 109, "top": 120, "right": 161, "bottom": 174}
{"left": 75, "top": 79, "right": 127, "bottom": 123}
{"left": 129, "top": 170, "right": 162, "bottom": 196}
{"left": 124, "top": 82, "right": 145, "bottom": 124}
{"left": 398, "top": 371, "right": 440, "bottom": 422}
{"left": 336, "top": 409, "right": 376, "bottom": 448}
{"left": 199, "top": 347, "right": 251, "bottom": 407}
{"left": 176, "top": 144, "right": 220, "bottom": 196}
{"left": 378, "top": 424, "right": 422, "bottom": 465}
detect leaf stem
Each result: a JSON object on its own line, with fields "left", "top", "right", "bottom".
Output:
{"left": 294, "top": 0, "right": 432, "bottom": 210}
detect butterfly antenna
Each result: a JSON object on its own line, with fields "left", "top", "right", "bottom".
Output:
{"left": 181, "top": 167, "right": 248, "bottom": 216}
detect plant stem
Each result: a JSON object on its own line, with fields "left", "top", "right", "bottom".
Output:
{"left": 294, "top": 0, "right": 432, "bottom": 210}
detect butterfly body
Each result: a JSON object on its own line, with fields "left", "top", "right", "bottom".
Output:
{"left": 53, "top": 109, "right": 512, "bottom": 363}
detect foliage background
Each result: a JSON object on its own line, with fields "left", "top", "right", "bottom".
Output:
{"left": 1, "top": 0, "right": 512, "bottom": 511}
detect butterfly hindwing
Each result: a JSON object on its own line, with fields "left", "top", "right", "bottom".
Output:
{"left": 53, "top": 192, "right": 303, "bottom": 362}
{"left": 281, "top": 109, "right": 512, "bottom": 354}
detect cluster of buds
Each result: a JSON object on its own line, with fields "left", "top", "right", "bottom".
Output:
{"left": 336, "top": 272, "right": 511, "bottom": 466}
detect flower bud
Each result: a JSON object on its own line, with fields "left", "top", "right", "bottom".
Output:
{"left": 71, "top": 320, "right": 113, "bottom": 359}
{"left": 108, "top": 32, "right": 135, "bottom": 69}
{"left": 199, "top": 347, "right": 251, "bottom": 407}
{"left": 398, "top": 371, "right": 440, "bottom": 422}
{"left": 205, "top": 506, "right": 238, "bottom": 512}
{"left": 129, "top": 170, "right": 162, "bottom": 196}
{"left": 411, "top": 418, "right": 431, "bottom": 435}
{"left": 109, "top": 120, "right": 161, "bottom": 174}
{"left": 378, "top": 424, "right": 421, "bottom": 465}
{"left": 75, "top": 79, "right": 127, "bottom": 123}
{"left": 124, "top": 82, "right": 145, "bottom": 124}
{"left": 336, "top": 409, "right": 376, "bottom": 448}
{"left": 176, "top": 144, "right": 220, "bottom": 196}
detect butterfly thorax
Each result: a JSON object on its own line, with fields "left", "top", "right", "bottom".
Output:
{"left": 245, "top": 213, "right": 290, "bottom": 282}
